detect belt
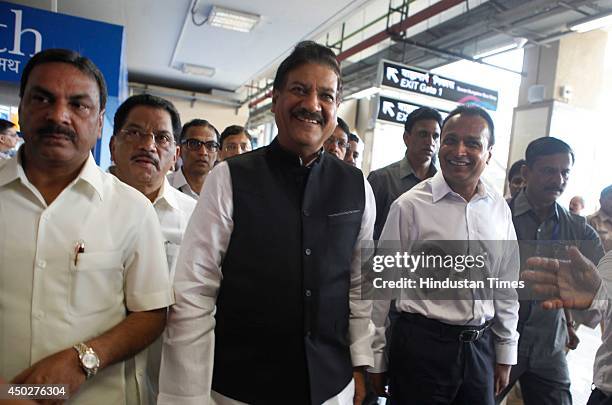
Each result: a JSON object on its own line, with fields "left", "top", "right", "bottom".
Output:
{"left": 401, "top": 312, "right": 491, "bottom": 342}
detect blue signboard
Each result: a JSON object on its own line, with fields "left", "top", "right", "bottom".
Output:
{"left": 0, "top": 1, "right": 127, "bottom": 167}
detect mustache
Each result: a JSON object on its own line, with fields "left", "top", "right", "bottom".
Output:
{"left": 131, "top": 152, "right": 160, "bottom": 169}
{"left": 37, "top": 124, "right": 77, "bottom": 141}
{"left": 292, "top": 108, "right": 324, "bottom": 125}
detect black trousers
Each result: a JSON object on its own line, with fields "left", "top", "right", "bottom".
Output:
{"left": 587, "top": 388, "right": 612, "bottom": 405}
{"left": 388, "top": 313, "right": 495, "bottom": 405}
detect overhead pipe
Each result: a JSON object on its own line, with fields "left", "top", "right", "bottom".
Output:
{"left": 336, "top": 0, "right": 465, "bottom": 61}
{"left": 246, "top": 0, "right": 466, "bottom": 109}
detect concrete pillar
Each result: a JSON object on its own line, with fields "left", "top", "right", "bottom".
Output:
{"left": 507, "top": 29, "right": 610, "bottom": 208}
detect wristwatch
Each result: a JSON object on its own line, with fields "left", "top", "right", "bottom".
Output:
{"left": 73, "top": 342, "right": 100, "bottom": 379}
{"left": 567, "top": 320, "right": 577, "bottom": 329}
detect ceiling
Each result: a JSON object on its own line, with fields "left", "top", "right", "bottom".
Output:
{"left": 10, "top": 0, "right": 612, "bottom": 109}
{"left": 340, "top": 0, "right": 612, "bottom": 97}
{"left": 11, "top": 0, "right": 371, "bottom": 97}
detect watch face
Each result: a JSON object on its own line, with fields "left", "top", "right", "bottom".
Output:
{"left": 82, "top": 352, "right": 98, "bottom": 369}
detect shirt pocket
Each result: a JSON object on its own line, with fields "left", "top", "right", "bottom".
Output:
{"left": 69, "top": 250, "right": 124, "bottom": 317}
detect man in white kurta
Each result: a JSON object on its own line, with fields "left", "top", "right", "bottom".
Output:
{"left": 109, "top": 93, "right": 196, "bottom": 404}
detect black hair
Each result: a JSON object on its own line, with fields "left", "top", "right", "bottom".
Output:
{"left": 442, "top": 105, "right": 495, "bottom": 147}
{"left": 600, "top": 184, "right": 612, "bottom": 199}
{"left": 273, "top": 41, "right": 342, "bottom": 99}
{"left": 180, "top": 119, "right": 220, "bottom": 143}
{"left": 20, "top": 48, "right": 107, "bottom": 110}
{"left": 336, "top": 117, "right": 350, "bottom": 137}
{"left": 507, "top": 159, "right": 526, "bottom": 182}
{"left": 113, "top": 94, "right": 182, "bottom": 142}
{"left": 348, "top": 133, "right": 360, "bottom": 143}
{"left": 220, "top": 125, "right": 252, "bottom": 148}
{"left": 525, "top": 137, "right": 575, "bottom": 167}
{"left": 404, "top": 107, "right": 442, "bottom": 134}
{"left": 0, "top": 119, "right": 15, "bottom": 134}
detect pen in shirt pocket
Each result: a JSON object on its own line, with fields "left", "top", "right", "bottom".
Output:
{"left": 74, "top": 240, "right": 85, "bottom": 266}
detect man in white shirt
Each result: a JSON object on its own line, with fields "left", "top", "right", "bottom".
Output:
{"left": 167, "top": 119, "right": 219, "bottom": 199}
{"left": 0, "top": 48, "right": 174, "bottom": 404}
{"left": 369, "top": 106, "right": 520, "bottom": 404}
{"left": 159, "top": 41, "right": 375, "bottom": 405}
{"left": 522, "top": 248, "right": 612, "bottom": 405}
{"left": 109, "top": 93, "right": 196, "bottom": 403}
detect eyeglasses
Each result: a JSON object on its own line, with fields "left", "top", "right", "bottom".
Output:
{"left": 324, "top": 137, "right": 349, "bottom": 149}
{"left": 223, "top": 142, "right": 251, "bottom": 153}
{"left": 181, "top": 138, "right": 220, "bottom": 152}
{"left": 119, "top": 128, "right": 175, "bottom": 149}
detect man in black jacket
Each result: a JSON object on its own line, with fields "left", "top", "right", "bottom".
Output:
{"left": 159, "top": 41, "right": 376, "bottom": 405}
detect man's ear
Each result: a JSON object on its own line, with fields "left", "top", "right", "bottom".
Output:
{"left": 520, "top": 164, "right": 530, "bottom": 183}
{"left": 97, "top": 109, "right": 105, "bottom": 140}
{"left": 403, "top": 130, "right": 411, "bottom": 148}
{"left": 486, "top": 147, "right": 493, "bottom": 165}
{"left": 109, "top": 135, "right": 116, "bottom": 163}
{"left": 271, "top": 90, "right": 279, "bottom": 113}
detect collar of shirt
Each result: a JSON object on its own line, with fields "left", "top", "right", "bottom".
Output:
{"left": 268, "top": 137, "right": 323, "bottom": 168}
{"left": 153, "top": 177, "right": 182, "bottom": 211}
{"left": 399, "top": 153, "right": 437, "bottom": 180}
{"left": 430, "top": 171, "right": 491, "bottom": 203}
{"left": 168, "top": 167, "right": 201, "bottom": 196}
{"left": 0, "top": 150, "right": 104, "bottom": 201}
{"left": 512, "top": 189, "right": 560, "bottom": 223}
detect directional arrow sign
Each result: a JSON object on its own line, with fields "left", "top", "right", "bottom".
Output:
{"left": 377, "top": 96, "right": 425, "bottom": 125}
{"left": 386, "top": 66, "right": 399, "bottom": 83}
{"left": 382, "top": 101, "right": 395, "bottom": 117}
{"left": 380, "top": 60, "right": 498, "bottom": 110}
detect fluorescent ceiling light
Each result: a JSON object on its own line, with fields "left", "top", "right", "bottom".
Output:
{"left": 569, "top": 13, "right": 612, "bottom": 33}
{"left": 346, "top": 87, "right": 379, "bottom": 100}
{"left": 208, "top": 6, "right": 260, "bottom": 33}
{"left": 182, "top": 63, "right": 215, "bottom": 77}
{"left": 474, "top": 43, "right": 519, "bottom": 59}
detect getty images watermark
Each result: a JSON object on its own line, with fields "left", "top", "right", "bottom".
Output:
{"left": 358, "top": 240, "right": 578, "bottom": 301}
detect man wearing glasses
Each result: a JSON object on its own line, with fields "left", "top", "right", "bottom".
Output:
{"left": 218, "top": 125, "right": 253, "bottom": 160}
{"left": 324, "top": 116, "right": 351, "bottom": 160}
{"left": 109, "top": 93, "right": 196, "bottom": 403}
{"left": 167, "top": 118, "right": 220, "bottom": 199}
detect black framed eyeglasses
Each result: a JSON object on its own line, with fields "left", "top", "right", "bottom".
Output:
{"left": 181, "top": 138, "right": 220, "bottom": 152}
{"left": 119, "top": 128, "right": 175, "bottom": 149}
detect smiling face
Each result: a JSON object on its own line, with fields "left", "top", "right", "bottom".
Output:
{"left": 438, "top": 114, "right": 492, "bottom": 197}
{"left": 523, "top": 153, "right": 572, "bottom": 208}
{"left": 404, "top": 118, "right": 441, "bottom": 165}
{"left": 110, "top": 105, "right": 178, "bottom": 196}
{"left": 271, "top": 62, "right": 339, "bottom": 161}
{"left": 18, "top": 62, "right": 104, "bottom": 170}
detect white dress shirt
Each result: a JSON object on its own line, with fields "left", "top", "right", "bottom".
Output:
{"left": 370, "top": 171, "right": 520, "bottom": 373}
{"left": 0, "top": 153, "right": 174, "bottom": 405}
{"left": 133, "top": 178, "right": 196, "bottom": 405}
{"left": 158, "top": 161, "right": 376, "bottom": 405}
{"left": 574, "top": 251, "right": 612, "bottom": 395}
{"left": 167, "top": 168, "right": 201, "bottom": 199}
